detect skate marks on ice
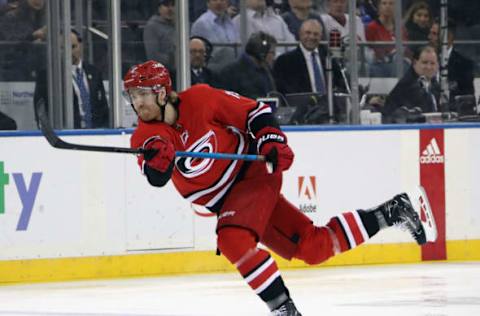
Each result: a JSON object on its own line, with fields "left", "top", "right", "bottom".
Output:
{"left": 0, "top": 262, "right": 479, "bottom": 315}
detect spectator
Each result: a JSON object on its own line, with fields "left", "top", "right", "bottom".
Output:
{"left": 0, "top": 0, "right": 45, "bottom": 41}
{"left": 232, "top": 0, "right": 295, "bottom": 55}
{"left": 383, "top": 45, "right": 440, "bottom": 123}
{"left": 321, "top": 0, "right": 366, "bottom": 42}
{"left": 0, "top": 0, "right": 17, "bottom": 17}
{"left": 281, "top": 0, "right": 325, "bottom": 39}
{"left": 428, "top": 19, "right": 475, "bottom": 103}
{"left": 0, "top": 110, "right": 17, "bottom": 130}
{"left": 190, "top": 36, "right": 220, "bottom": 87}
{"left": 273, "top": 19, "right": 344, "bottom": 95}
{"left": 191, "top": 0, "right": 240, "bottom": 72}
{"left": 34, "top": 30, "right": 109, "bottom": 129}
{"left": 218, "top": 31, "right": 277, "bottom": 99}
{"left": 143, "top": 0, "right": 176, "bottom": 73}
{"left": 321, "top": 0, "right": 373, "bottom": 69}
{"left": 366, "top": 0, "right": 407, "bottom": 77}
{"left": 404, "top": 1, "right": 432, "bottom": 51}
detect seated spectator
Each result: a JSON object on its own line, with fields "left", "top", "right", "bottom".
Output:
{"left": 366, "top": 0, "right": 407, "bottom": 77}
{"left": 232, "top": 0, "right": 295, "bottom": 55}
{"left": 190, "top": 36, "right": 220, "bottom": 87}
{"left": 281, "top": 0, "right": 325, "bottom": 39}
{"left": 383, "top": 45, "right": 440, "bottom": 123}
{"left": 321, "top": 0, "right": 373, "bottom": 68}
{"left": 191, "top": 0, "right": 240, "bottom": 72}
{"left": 0, "top": 110, "right": 17, "bottom": 130}
{"left": 0, "top": 0, "right": 17, "bottom": 17}
{"left": 143, "top": 0, "right": 176, "bottom": 73}
{"left": 34, "top": 30, "right": 109, "bottom": 129}
{"left": 404, "top": 1, "right": 432, "bottom": 51}
{"left": 273, "top": 19, "right": 344, "bottom": 95}
{"left": 0, "top": 0, "right": 45, "bottom": 41}
{"left": 218, "top": 31, "right": 277, "bottom": 99}
{"left": 428, "top": 19, "right": 475, "bottom": 104}
{"left": 321, "top": 0, "right": 366, "bottom": 42}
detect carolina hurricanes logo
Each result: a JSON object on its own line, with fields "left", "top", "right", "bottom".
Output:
{"left": 176, "top": 130, "right": 217, "bottom": 178}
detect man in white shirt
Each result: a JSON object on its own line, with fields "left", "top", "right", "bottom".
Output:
{"left": 232, "top": 0, "right": 295, "bottom": 54}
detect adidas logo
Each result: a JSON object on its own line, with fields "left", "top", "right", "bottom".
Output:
{"left": 420, "top": 138, "right": 444, "bottom": 164}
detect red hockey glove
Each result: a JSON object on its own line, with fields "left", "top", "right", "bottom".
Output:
{"left": 256, "top": 127, "right": 294, "bottom": 173}
{"left": 142, "top": 137, "right": 175, "bottom": 173}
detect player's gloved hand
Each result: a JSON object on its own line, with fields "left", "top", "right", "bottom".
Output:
{"left": 256, "top": 127, "right": 294, "bottom": 173}
{"left": 142, "top": 137, "right": 175, "bottom": 172}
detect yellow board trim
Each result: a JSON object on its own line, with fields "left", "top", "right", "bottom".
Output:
{"left": 1, "top": 240, "right": 478, "bottom": 285}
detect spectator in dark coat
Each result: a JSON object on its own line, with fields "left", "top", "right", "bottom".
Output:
{"left": 428, "top": 20, "right": 475, "bottom": 104}
{"left": 0, "top": 0, "right": 45, "bottom": 41}
{"left": 383, "top": 45, "right": 440, "bottom": 123}
{"left": 273, "top": 19, "right": 344, "bottom": 95}
{"left": 190, "top": 36, "right": 220, "bottom": 87}
{"left": 404, "top": 1, "right": 432, "bottom": 53}
{"left": 218, "top": 32, "right": 277, "bottom": 99}
{"left": 34, "top": 30, "right": 109, "bottom": 129}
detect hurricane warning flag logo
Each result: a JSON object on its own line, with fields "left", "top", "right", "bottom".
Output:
{"left": 420, "top": 138, "right": 444, "bottom": 164}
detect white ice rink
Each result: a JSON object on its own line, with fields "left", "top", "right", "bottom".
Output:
{"left": 0, "top": 262, "right": 479, "bottom": 316}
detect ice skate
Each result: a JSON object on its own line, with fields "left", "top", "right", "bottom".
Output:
{"left": 270, "top": 298, "right": 302, "bottom": 316}
{"left": 379, "top": 186, "right": 437, "bottom": 245}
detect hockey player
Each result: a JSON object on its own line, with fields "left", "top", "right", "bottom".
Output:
{"left": 125, "top": 60, "right": 437, "bottom": 316}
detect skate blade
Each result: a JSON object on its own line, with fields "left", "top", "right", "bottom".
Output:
{"left": 409, "top": 186, "right": 438, "bottom": 243}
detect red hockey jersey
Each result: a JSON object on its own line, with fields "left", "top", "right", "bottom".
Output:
{"left": 130, "top": 84, "right": 272, "bottom": 208}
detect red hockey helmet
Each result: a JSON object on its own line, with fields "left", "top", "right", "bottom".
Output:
{"left": 123, "top": 60, "right": 172, "bottom": 94}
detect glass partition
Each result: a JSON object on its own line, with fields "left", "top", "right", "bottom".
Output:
{"left": 1, "top": 0, "right": 480, "bottom": 131}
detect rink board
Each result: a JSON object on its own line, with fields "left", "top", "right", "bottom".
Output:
{"left": 0, "top": 125, "right": 479, "bottom": 283}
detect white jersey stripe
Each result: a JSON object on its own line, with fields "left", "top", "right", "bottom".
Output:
{"left": 255, "top": 270, "right": 281, "bottom": 294}
{"left": 352, "top": 210, "right": 370, "bottom": 242}
{"left": 338, "top": 213, "right": 357, "bottom": 248}
{"left": 244, "top": 257, "right": 274, "bottom": 284}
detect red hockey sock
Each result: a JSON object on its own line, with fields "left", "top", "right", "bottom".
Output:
{"left": 326, "top": 210, "right": 376, "bottom": 252}
{"left": 217, "top": 227, "right": 289, "bottom": 310}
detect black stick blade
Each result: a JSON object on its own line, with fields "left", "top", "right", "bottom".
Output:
{"left": 34, "top": 99, "right": 146, "bottom": 155}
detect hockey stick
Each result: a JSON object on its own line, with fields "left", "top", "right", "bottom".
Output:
{"left": 35, "top": 99, "right": 265, "bottom": 162}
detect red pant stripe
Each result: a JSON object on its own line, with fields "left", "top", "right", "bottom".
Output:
{"left": 343, "top": 212, "right": 365, "bottom": 246}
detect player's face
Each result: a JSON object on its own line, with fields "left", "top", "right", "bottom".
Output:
{"left": 128, "top": 87, "right": 163, "bottom": 121}
{"left": 379, "top": 0, "right": 394, "bottom": 17}
{"left": 413, "top": 50, "right": 438, "bottom": 80}
{"left": 71, "top": 33, "right": 82, "bottom": 65}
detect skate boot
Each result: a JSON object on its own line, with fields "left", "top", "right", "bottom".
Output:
{"left": 271, "top": 298, "right": 302, "bottom": 316}
{"left": 377, "top": 186, "right": 437, "bottom": 245}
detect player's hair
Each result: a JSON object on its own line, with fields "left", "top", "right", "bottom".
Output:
{"left": 245, "top": 31, "right": 276, "bottom": 62}
{"left": 71, "top": 28, "right": 82, "bottom": 42}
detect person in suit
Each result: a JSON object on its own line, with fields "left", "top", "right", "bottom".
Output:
{"left": 218, "top": 31, "right": 277, "bottom": 99}
{"left": 34, "top": 30, "right": 109, "bottom": 129}
{"left": 189, "top": 36, "right": 220, "bottom": 87}
{"left": 383, "top": 45, "right": 440, "bottom": 123}
{"left": 273, "top": 18, "right": 344, "bottom": 95}
{"left": 428, "top": 19, "right": 475, "bottom": 103}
